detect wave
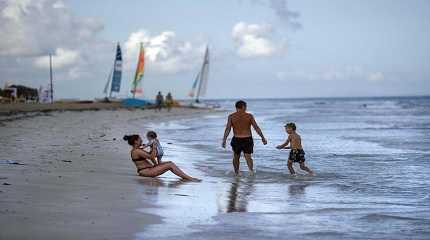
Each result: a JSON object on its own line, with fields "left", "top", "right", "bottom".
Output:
{"left": 304, "top": 231, "right": 347, "bottom": 237}
{"left": 359, "top": 213, "right": 430, "bottom": 222}
{"left": 306, "top": 207, "right": 369, "bottom": 214}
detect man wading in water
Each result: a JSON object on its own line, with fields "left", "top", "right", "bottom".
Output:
{"left": 222, "top": 100, "right": 267, "bottom": 175}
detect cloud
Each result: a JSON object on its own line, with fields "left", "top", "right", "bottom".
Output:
{"left": 246, "top": 0, "right": 302, "bottom": 30}
{"left": 232, "top": 22, "right": 281, "bottom": 58}
{"left": 124, "top": 30, "right": 204, "bottom": 74}
{"left": 0, "top": 0, "right": 103, "bottom": 57}
{"left": 33, "top": 48, "right": 80, "bottom": 69}
{"left": 231, "top": 1, "right": 300, "bottom": 59}
{"left": 268, "top": 0, "right": 302, "bottom": 30}
{"left": 0, "top": 0, "right": 111, "bottom": 100}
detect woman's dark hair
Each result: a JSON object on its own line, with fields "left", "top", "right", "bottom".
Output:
{"left": 123, "top": 134, "right": 140, "bottom": 146}
{"left": 146, "top": 131, "right": 157, "bottom": 139}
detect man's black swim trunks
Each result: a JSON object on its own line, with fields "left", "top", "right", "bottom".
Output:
{"left": 289, "top": 149, "right": 305, "bottom": 162}
{"left": 231, "top": 136, "right": 254, "bottom": 154}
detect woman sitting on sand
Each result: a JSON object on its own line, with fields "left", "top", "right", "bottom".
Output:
{"left": 123, "top": 134, "right": 199, "bottom": 181}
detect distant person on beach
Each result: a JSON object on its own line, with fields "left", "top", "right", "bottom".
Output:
{"left": 165, "top": 92, "right": 173, "bottom": 112}
{"left": 276, "top": 122, "right": 314, "bottom": 175}
{"left": 222, "top": 100, "right": 267, "bottom": 175}
{"left": 155, "top": 91, "right": 164, "bottom": 111}
{"left": 124, "top": 134, "right": 199, "bottom": 181}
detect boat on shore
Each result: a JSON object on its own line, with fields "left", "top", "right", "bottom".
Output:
{"left": 186, "top": 46, "right": 219, "bottom": 109}
{"left": 98, "top": 43, "right": 123, "bottom": 103}
{"left": 122, "top": 43, "right": 152, "bottom": 107}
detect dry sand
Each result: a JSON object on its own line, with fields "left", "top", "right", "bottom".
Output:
{"left": 0, "top": 107, "right": 217, "bottom": 240}
{"left": 0, "top": 102, "right": 124, "bottom": 115}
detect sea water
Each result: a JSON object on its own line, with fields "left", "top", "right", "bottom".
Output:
{"left": 136, "top": 97, "right": 430, "bottom": 240}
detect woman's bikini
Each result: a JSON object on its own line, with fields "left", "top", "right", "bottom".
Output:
{"left": 131, "top": 149, "right": 153, "bottom": 173}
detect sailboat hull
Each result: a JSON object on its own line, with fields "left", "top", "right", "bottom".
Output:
{"left": 95, "top": 97, "right": 123, "bottom": 103}
{"left": 184, "top": 101, "right": 220, "bottom": 109}
{"left": 122, "top": 98, "right": 153, "bottom": 107}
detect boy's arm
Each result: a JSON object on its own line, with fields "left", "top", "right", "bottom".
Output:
{"left": 250, "top": 115, "right": 267, "bottom": 145}
{"left": 276, "top": 136, "right": 290, "bottom": 149}
{"left": 222, "top": 115, "right": 232, "bottom": 148}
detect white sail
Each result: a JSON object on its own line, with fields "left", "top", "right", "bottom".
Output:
{"left": 196, "top": 46, "right": 209, "bottom": 99}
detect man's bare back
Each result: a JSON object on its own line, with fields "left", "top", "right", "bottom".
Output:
{"left": 222, "top": 100, "right": 267, "bottom": 175}
{"left": 230, "top": 112, "right": 253, "bottom": 137}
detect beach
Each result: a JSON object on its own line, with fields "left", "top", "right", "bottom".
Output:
{"left": 0, "top": 107, "right": 219, "bottom": 240}
{"left": 0, "top": 102, "right": 124, "bottom": 115}
{"left": 1, "top": 97, "right": 430, "bottom": 240}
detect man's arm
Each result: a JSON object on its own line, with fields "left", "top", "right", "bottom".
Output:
{"left": 222, "top": 115, "right": 232, "bottom": 148}
{"left": 250, "top": 115, "right": 267, "bottom": 145}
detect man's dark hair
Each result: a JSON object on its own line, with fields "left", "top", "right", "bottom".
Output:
{"left": 285, "top": 122, "right": 297, "bottom": 130}
{"left": 235, "top": 100, "right": 247, "bottom": 109}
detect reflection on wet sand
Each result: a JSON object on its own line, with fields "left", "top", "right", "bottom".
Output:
{"left": 136, "top": 177, "right": 188, "bottom": 195}
{"left": 288, "top": 183, "right": 309, "bottom": 197}
{"left": 226, "top": 177, "right": 255, "bottom": 213}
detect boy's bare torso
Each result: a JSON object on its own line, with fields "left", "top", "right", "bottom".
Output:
{"left": 289, "top": 133, "right": 303, "bottom": 149}
{"left": 230, "top": 112, "right": 253, "bottom": 138}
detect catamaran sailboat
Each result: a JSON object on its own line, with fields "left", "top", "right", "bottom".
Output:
{"left": 100, "top": 43, "right": 122, "bottom": 102}
{"left": 189, "top": 46, "right": 209, "bottom": 104}
{"left": 122, "top": 42, "right": 152, "bottom": 107}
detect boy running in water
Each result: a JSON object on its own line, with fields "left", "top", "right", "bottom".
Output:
{"left": 276, "top": 122, "right": 314, "bottom": 175}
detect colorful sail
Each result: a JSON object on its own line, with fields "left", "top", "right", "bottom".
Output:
{"left": 131, "top": 43, "right": 145, "bottom": 97}
{"left": 110, "top": 43, "right": 122, "bottom": 93}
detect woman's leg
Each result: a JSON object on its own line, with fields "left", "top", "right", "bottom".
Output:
{"left": 139, "top": 161, "right": 197, "bottom": 180}
{"left": 164, "top": 161, "right": 196, "bottom": 180}
{"left": 139, "top": 164, "right": 170, "bottom": 177}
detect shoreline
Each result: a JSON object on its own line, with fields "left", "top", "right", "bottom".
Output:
{"left": 0, "top": 102, "right": 211, "bottom": 124}
{"left": 0, "top": 107, "right": 222, "bottom": 240}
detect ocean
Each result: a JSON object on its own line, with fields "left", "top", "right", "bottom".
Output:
{"left": 136, "top": 96, "right": 430, "bottom": 240}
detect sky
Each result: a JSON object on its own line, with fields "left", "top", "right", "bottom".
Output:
{"left": 0, "top": 0, "right": 429, "bottom": 100}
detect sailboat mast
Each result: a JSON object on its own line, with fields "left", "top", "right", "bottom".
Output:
{"left": 196, "top": 73, "right": 202, "bottom": 102}
{"left": 195, "top": 46, "right": 209, "bottom": 102}
{"left": 108, "top": 67, "right": 113, "bottom": 98}
{"left": 103, "top": 66, "right": 113, "bottom": 98}
{"left": 49, "top": 54, "right": 53, "bottom": 104}
{"left": 132, "top": 82, "right": 136, "bottom": 99}
{"left": 105, "top": 43, "right": 122, "bottom": 99}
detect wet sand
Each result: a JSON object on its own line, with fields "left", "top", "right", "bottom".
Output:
{"left": 0, "top": 107, "right": 218, "bottom": 240}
